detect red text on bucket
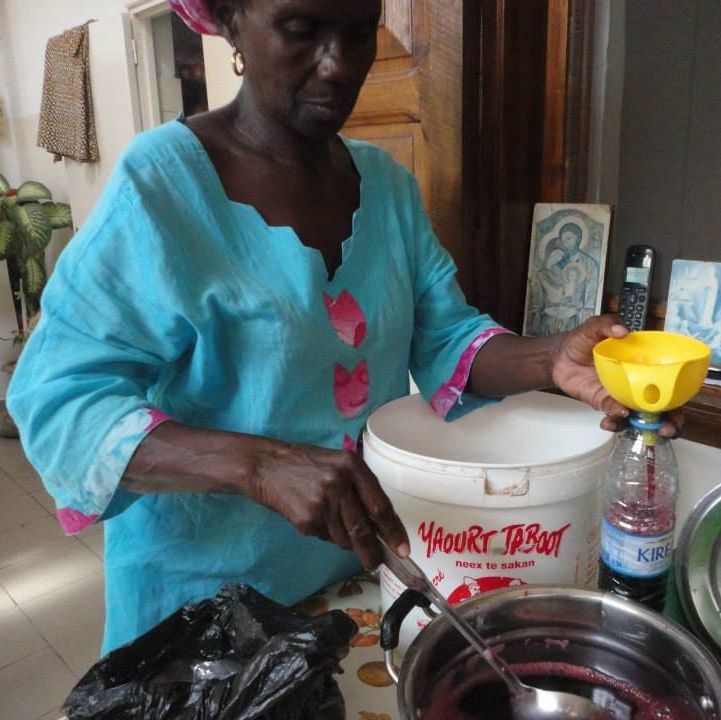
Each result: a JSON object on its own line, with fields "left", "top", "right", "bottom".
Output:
{"left": 418, "top": 521, "right": 572, "bottom": 559}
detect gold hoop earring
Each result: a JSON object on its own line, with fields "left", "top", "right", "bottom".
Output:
{"left": 231, "top": 48, "right": 245, "bottom": 77}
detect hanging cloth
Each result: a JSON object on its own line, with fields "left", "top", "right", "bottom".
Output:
{"left": 37, "top": 22, "right": 99, "bottom": 163}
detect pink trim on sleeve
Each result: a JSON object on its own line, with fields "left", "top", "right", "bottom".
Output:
{"left": 430, "top": 327, "right": 513, "bottom": 418}
{"left": 57, "top": 507, "right": 99, "bottom": 535}
{"left": 144, "top": 408, "right": 171, "bottom": 432}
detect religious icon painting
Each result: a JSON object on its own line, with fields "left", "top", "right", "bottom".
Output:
{"left": 523, "top": 203, "right": 612, "bottom": 337}
{"left": 665, "top": 259, "right": 721, "bottom": 384}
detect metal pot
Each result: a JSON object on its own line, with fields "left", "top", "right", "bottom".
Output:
{"left": 381, "top": 586, "right": 721, "bottom": 719}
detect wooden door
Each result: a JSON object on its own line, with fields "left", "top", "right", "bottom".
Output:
{"left": 474, "top": 0, "right": 551, "bottom": 331}
{"left": 343, "top": 0, "right": 477, "bottom": 298}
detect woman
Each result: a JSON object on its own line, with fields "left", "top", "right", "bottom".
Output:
{"left": 7, "top": 0, "right": 676, "bottom": 655}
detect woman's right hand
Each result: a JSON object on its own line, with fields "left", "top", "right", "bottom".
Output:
{"left": 124, "top": 422, "right": 410, "bottom": 569}
{"left": 245, "top": 441, "right": 410, "bottom": 569}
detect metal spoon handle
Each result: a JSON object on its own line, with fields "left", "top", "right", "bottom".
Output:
{"left": 428, "top": 587, "right": 527, "bottom": 695}
{"left": 378, "top": 539, "right": 527, "bottom": 696}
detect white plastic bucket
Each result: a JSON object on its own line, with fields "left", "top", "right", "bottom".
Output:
{"left": 363, "top": 391, "right": 613, "bottom": 651}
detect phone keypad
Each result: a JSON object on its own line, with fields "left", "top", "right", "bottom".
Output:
{"left": 618, "top": 284, "right": 648, "bottom": 331}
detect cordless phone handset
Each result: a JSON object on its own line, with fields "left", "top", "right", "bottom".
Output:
{"left": 618, "top": 245, "right": 655, "bottom": 331}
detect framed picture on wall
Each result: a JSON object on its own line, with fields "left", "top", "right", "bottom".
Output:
{"left": 665, "top": 259, "right": 721, "bottom": 383}
{"left": 523, "top": 203, "right": 612, "bottom": 336}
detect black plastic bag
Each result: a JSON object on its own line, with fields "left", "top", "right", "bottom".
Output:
{"left": 63, "top": 584, "right": 357, "bottom": 720}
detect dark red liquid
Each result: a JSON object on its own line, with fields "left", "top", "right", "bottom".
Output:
{"left": 422, "top": 657, "right": 694, "bottom": 720}
{"left": 604, "top": 500, "right": 675, "bottom": 536}
{"left": 599, "top": 500, "right": 675, "bottom": 612}
{"left": 598, "top": 559, "right": 668, "bottom": 611}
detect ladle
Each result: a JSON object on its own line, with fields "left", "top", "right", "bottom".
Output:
{"left": 379, "top": 537, "right": 612, "bottom": 720}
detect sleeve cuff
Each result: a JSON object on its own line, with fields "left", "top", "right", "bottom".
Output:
{"left": 429, "top": 326, "right": 514, "bottom": 419}
{"left": 55, "top": 407, "right": 170, "bottom": 534}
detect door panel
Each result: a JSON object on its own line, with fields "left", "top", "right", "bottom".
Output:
{"left": 343, "top": 0, "right": 428, "bottom": 207}
{"left": 475, "top": 0, "right": 549, "bottom": 330}
{"left": 343, "top": 122, "right": 429, "bottom": 194}
{"left": 342, "top": 0, "right": 472, "bottom": 296}
{"left": 376, "top": 0, "right": 413, "bottom": 59}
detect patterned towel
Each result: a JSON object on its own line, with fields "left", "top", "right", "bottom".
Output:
{"left": 37, "top": 23, "right": 99, "bottom": 163}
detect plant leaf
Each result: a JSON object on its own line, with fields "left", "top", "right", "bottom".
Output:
{"left": 12, "top": 203, "right": 52, "bottom": 253}
{"left": 17, "top": 181, "right": 52, "bottom": 203}
{"left": 0, "top": 174, "right": 9, "bottom": 194}
{"left": 22, "top": 256, "right": 46, "bottom": 297}
{"left": 44, "top": 202, "right": 73, "bottom": 230}
{"left": 1, "top": 192, "right": 18, "bottom": 209}
{"left": 0, "top": 221, "right": 13, "bottom": 261}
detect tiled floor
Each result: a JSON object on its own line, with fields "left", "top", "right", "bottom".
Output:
{"left": 0, "top": 437, "right": 104, "bottom": 720}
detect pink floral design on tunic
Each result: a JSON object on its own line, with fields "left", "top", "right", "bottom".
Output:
{"left": 334, "top": 360, "right": 369, "bottom": 418}
{"left": 430, "top": 327, "right": 513, "bottom": 418}
{"left": 323, "top": 291, "right": 367, "bottom": 348}
{"left": 342, "top": 435, "right": 358, "bottom": 452}
{"left": 57, "top": 507, "right": 99, "bottom": 535}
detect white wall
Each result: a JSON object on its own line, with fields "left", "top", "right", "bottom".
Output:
{"left": 202, "top": 34, "right": 241, "bottom": 110}
{"left": 586, "top": 0, "right": 625, "bottom": 206}
{"left": 0, "top": 1, "right": 21, "bottom": 184}
{"left": 0, "top": 0, "right": 23, "bottom": 386}
{"left": 0, "top": 0, "right": 138, "bottom": 396}
{"left": 611, "top": 0, "right": 721, "bottom": 301}
{"left": 152, "top": 13, "right": 184, "bottom": 122}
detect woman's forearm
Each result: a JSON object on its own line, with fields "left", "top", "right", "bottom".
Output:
{"left": 122, "top": 421, "right": 274, "bottom": 494}
{"left": 468, "top": 332, "right": 563, "bottom": 397}
{"left": 121, "top": 419, "right": 411, "bottom": 566}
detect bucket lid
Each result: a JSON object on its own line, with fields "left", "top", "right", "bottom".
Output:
{"left": 676, "top": 484, "right": 721, "bottom": 652}
{"left": 365, "top": 391, "right": 610, "bottom": 469}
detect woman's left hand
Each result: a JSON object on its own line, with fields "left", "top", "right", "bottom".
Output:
{"left": 551, "top": 315, "right": 683, "bottom": 438}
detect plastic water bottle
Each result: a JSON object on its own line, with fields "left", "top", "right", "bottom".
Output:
{"left": 597, "top": 413, "right": 678, "bottom": 611}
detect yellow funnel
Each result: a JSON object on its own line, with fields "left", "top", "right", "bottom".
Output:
{"left": 593, "top": 331, "right": 711, "bottom": 413}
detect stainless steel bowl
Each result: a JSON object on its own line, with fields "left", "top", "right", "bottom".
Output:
{"left": 388, "top": 586, "right": 721, "bottom": 719}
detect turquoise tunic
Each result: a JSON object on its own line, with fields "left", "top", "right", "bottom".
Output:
{"left": 7, "top": 120, "right": 505, "bottom": 654}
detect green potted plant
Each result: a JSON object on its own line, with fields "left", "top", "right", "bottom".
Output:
{"left": 0, "top": 172, "right": 73, "bottom": 436}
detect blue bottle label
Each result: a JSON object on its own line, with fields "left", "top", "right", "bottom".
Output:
{"left": 600, "top": 518, "right": 674, "bottom": 578}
